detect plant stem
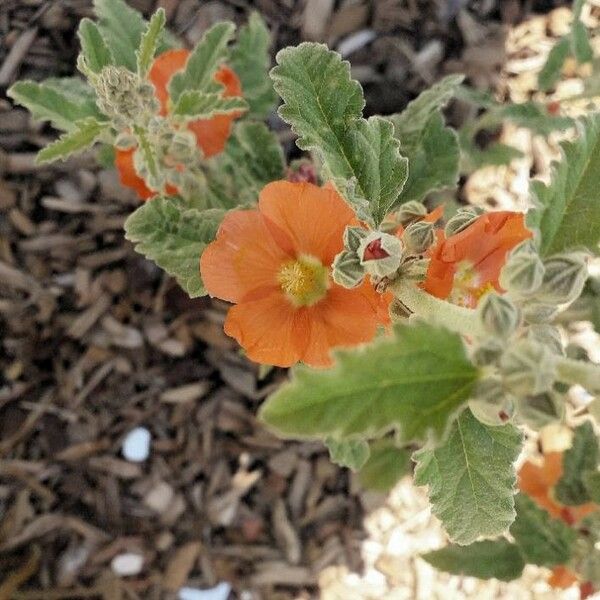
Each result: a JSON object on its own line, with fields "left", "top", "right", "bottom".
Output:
{"left": 556, "top": 357, "right": 600, "bottom": 392}
{"left": 389, "top": 279, "right": 484, "bottom": 337}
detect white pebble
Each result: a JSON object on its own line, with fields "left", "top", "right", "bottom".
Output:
{"left": 337, "top": 29, "right": 376, "bottom": 58}
{"left": 111, "top": 552, "right": 144, "bottom": 576}
{"left": 122, "top": 427, "right": 151, "bottom": 462}
{"left": 178, "top": 582, "right": 232, "bottom": 600}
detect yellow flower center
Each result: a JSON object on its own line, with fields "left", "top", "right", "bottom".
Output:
{"left": 449, "top": 261, "right": 494, "bottom": 308}
{"left": 278, "top": 255, "right": 329, "bottom": 307}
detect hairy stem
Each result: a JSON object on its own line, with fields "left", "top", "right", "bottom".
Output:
{"left": 389, "top": 279, "right": 484, "bottom": 337}
{"left": 556, "top": 357, "right": 600, "bottom": 392}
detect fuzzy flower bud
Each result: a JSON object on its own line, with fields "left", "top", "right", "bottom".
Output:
{"left": 522, "top": 303, "right": 559, "bottom": 324}
{"left": 477, "top": 293, "right": 521, "bottom": 338}
{"left": 444, "top": 206, "right": 484, "bottom": 237}
{"left": 169, "top": 130, "right": 197, "bottom": 162}
{"left": 358, "top": 232, "right": 403, "bottom": 278}
{"left": 516, "top": 391, "right": 565, "bottom": 429}
{"left": 500, "top": 243, "right": 545, "bottom": 297}
{"left": 403, "top": 221, "right": 435, "bottom": 255}
{"left": 344, "top": 226, "right": 369, "bottom": 253}
{"left": 527, "top": 324, "right": 564, "bottom": 356}
{"left": 500, "top": 339, "right": 557, "bottom": 396}
{"left": 469, "top": 378, "right": 515, "bottom": 426}
{"left": 396, "top": 201, "right": 428, "bottom": 226}
{"left": 536, "top": 253, "right": 588, "bottom": 305}
{"left": 114, "top": 132, "right": 137, "bottom": 150}
{"left": 471, "top": 337, "right": 505, "bottom": 366}
{"left": 332, "top": 250, "right": 365, "bottom": 289}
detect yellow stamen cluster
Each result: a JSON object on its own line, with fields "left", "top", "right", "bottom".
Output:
{"left": 278, "top": 255, "right": 329, "bottom": 307}
{"left": 449, "top": 261, "right": 494, "bottom": 307}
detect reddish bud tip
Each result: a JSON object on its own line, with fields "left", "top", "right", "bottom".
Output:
{"left": 287, "top": 164, "right": 317, "bottom": 184}
{"left": 580, "top": 582, "right": 594, "bottom": 599}
{"left": 547, "top": 101, "right": 561, "bottom": 115}
{"left": 363, "top": 238, "right": 390, "bottom": 261}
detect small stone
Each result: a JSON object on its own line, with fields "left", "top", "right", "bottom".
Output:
{"left": 144, "top": 481, "right": 175, "bottom": 513}
{"left": 122, "top": 427, "right": 151, "bottom": 462}
{"left": 178, "top": 582, "right": 232, "bottom": 600}
{"left": 111, "top": 552, "right": 144, "bottom": 577}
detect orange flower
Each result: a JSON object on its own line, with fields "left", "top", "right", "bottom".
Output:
{"left": 200, "top": 181, "right": 390, "bottom": 368}
{"left": 518, "top": 452, "right": 597, "bottom": 524}
{"left": 548, "top": 565, "right": 578, "bottom": 589}
{"left": 422, "top": 211, "right": 532, "bottom": 307}
{"left": 115, "top": 49, "right": 243, "bottom": 200}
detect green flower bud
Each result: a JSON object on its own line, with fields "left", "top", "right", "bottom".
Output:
{"left": 500, "top": 339, "right": 557, "bottom": 396}
{"left": 527, "top": 324, "right": 564, "bottom": 356}
{"left": 536, "top": 253, "right": 588, "bottom": 305}
{"left": 471, "top": 337, "right": 505, "bottom": 366}
{"left": 522, "top": 303, "right": 559, "bottom": 324}
{"left": 469, "top": 378, "right": 515, "bottom": 426}
{"left": 359, "top": 232, "right": 403, "bottom": 278}
{"left": 396, "top": 201, "right": 427, "bottom": 226}
{"left": 344, "top": 226, "right": 369, "bottom": 253}
{"left": 114, "top": 133, "right": 137, "bottom": 150}
{"left": 403, "top": 221, "right": 435, "bottom": 255}
{"left": 444, "top": 206, "right": 484, "bottom": 237}
{"left": 477, "top": 293, "right": 521, "bottom": 338}
{"left": 516, "top": 391, "right": 565, "bottom": 429}
{"left": 399, "top": 256, "right": 429, "bottom": 281}
{"left": 332, "top": 250, "right": 365, "bottom": 288}
{"left": 169, "top": 130, "right": 197, "bottom": 161}
{"left": 499, "top": 247, "right": 545, "bottom": 297}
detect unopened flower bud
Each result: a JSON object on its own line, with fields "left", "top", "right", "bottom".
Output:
{"left": 516, "top": 391, "right": 565, "bottom": 429}
{"left": 527, "top": 324, "right": 564, "bottom": 356}
{"left": 403, "top": 221, "right": 435, "bottom": 255}
{"left": 536, "top": 253, "right": 588, "bottom": 305}
{"left": 358, "top": 232, "right": 403, "bottom": 278}
{"left": 478, "top": 293, "right": 521, "bottom": 338}
{"left": 332, "top": 251, "right": 365, "bottom": 288}
{"left": 444, "top": 206, "right": 484, "bottom": 237}
{"left": 169, "top": 130, "right": 197, "bottom": 161}
{"left": 469, "top": 378, "right": 515, "bottom": 426}
{"left": 500, "top": 248, "right": 545, "bottom": 297}
{"left": 500, "top": 339, "right": 557, "bottom": 396}
{"left": 396, "top": 201, "right": 427, "bottom": 226}
{"left": 114, "top": 132, "right": 137, "bottom": 150}
{"left": 523, "top": 303, "right": 559, "bottom": 324}
{"left": 471, "top": 337, "right": 504, "bottom": 366}
{"left": 344, "top": 226, "right": 369, "bottom": 253}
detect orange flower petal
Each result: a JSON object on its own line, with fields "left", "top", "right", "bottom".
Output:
{"left": 149, "top": 48, "right": 190, "bottom": 115}
{"left": 259, "top": 181, "right": 355, "bottom": 265}
{"left": 548, "top": 566, "right": 578, "bottom": 589}
{"left": 224, "top": 292, "right": 311, "bottom": 367}
{"left": 200, "top": 208, "right": 293, "bottom": 304}
{"left": 114, "top": 148, "right": 156, "bottom": 200}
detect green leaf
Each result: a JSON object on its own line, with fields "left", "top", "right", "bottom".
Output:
{"left": 259, "top": 322, "right": 479, "bottom": 445}
{"left": 396, "top": 112, "right": 459, "bottom": 204}
{"left": 358, "top": 439, "right": 411, "bottom": 492}
{"left": 510, "top": 493, "right": 576, "bottom": 567}
{"left": 271, "top": 42, "right": 408, "bottom": 226}
{"left": 137, "top": 8, "right": 166, "bottom": 77}
{"left": 574, "top": 0, "right": 587, "bottom": 21}
{"left": 205, "top": 121, "right": 285, "bottom": 209}
{"left": 555, "top": 421, "right": 599, "bottom": 505}
{"left": 571, "top": 20, "right": 594, "bottom": 64}
{"left": 499, "top": 102, "right": 574, "bottom": 136}
{"left": 230, "top": 12, "right": 277, "bottom": 119}
{"left": 36, "top": 118, "right": 107, "bottom": 164}
{"left": 8, "top": 79, "right": 103, "bottom": 132}
{"left": 583, "top": 471, "right": 600, "bottom": 503}
{"left": 413, "top": 409, "right": 522, "bottom": 545}
{"left": 528, "top": 114, "right": 600, "bottom": 255}
{"left": 169, "top": 22, "right": 235, "bottom": 102}
{"left": 422, "top": 540, "right": 525, "bottom": 582}
{"left": 124, "top": 197, "right": 225, "bottom": 298}
{"left": 78, "top": 18, "right": 114, "bottom": 73}
{"left": 172, "top": 90, "right": 247, "bottom": 119}
{"left": 539, "top": 37, "right": 570, "bottom": 91}
{"left": 326, "top": 438, "right": 370, "bottom": 471}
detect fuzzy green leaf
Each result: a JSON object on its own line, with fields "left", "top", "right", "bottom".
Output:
{"left": 172, "top": 90, "right": 247, "bottom": 119}
{"left": 8, "top": 79, "right": 103, "bottom": 132}
{"left": 413, "top": 409, "right": 522, "bottom": 545}
{"left": 510, "top": 494, "right": 576, "bottom": 566}
{"left": 583, "top": 471, "right": 600, "bottom": 503}
{"left": 572, "top": 21, "right": 593, "bottom": 64}
{"left": 555, "top": 421, "right": 599, "bottom": 505}
{"left": 528, "top": 114, "right": 600, "bottom": 255}
{"left": 326, "top": 439, "right": 370, "bottom": 471}
{"left": 539, "top": 37, "right": 570, "bottom": 91}
{"left": 124, "top": 198, "right": 225, "bottom": 298}
{"left": 271, "top": 42, "right": 408, "bottom": 226}
{"left": 358, "top": 439, "right": 411, "bottom": 492}
{"left": 78, "top": 18, "right": 114, "bottom": 73}
{"left": 259, "top": 322, "right": 479, "bottom": 445}
{"left": 169, "top": 22, "right": 235, "bottom": 102}
{"left": 422, "top": 540, "right": 525, "bottom": 582}
{"left": 36, "top": 118, "right": 107, "bottom": 164}
{"left": 137, "top": 8, "right": 166, "bottom": 77}
{"left": 499, "top": 102, "right": 574, "bottom": 135}
{"left": 230, "top": 12, "right": 277, "bottom": 119}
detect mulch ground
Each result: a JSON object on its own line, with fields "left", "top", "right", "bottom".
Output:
{"left": 0, "top": 1, "right": 573, "bottom": 598}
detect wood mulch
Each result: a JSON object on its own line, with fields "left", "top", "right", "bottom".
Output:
{"left": 0, "top": 1, "right": 575, "bottom": 598}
